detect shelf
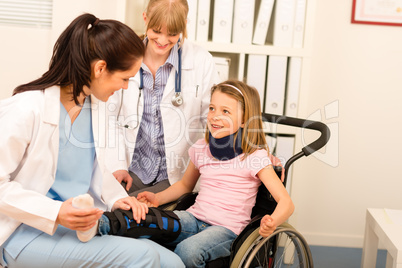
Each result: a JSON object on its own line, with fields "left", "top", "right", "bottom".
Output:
{"left": 194, "top": 41, "right": 308, "bottom": 57}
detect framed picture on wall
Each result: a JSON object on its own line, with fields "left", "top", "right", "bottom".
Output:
{"left": 352, "top": 0, "right": 402, "bottom": 26}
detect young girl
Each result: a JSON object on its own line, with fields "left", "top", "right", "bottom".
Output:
{"left": 138, "top": 80, "right": 295, "bottom": 267}
{"left": 0, "top": 13, "right": 183, "bottom": 268}
{"left": 108, "top": 0, "right": 220, "bottom": 196}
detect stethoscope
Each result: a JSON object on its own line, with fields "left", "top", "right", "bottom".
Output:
{"left": 117, "top": 45, "right": 183, "bottom": 129}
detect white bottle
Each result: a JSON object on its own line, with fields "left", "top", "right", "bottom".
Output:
{"left": 72, "top": 194, "right": 98, "bottom": 242}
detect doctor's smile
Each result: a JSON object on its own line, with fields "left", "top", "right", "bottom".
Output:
{"left": 154, "top": 40, "right": 170, "bottom": 49}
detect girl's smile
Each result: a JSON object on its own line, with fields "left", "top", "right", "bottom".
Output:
{"left": 207, "top": 91, "right": 244, "bottom": 139}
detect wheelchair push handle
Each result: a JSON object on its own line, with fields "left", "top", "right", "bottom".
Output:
{"left": 261, "top": 113, "right": 330, "bottom": 187}
{"left": 261, "top": 113, "right": 331, "bottom": 157}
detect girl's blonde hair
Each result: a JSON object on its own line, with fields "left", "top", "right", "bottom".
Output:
{"left": 145, "top": 0, "right": 188, "bottom": 40}
{"left": 205, "top": 80, "right": 269, "bottom": 158}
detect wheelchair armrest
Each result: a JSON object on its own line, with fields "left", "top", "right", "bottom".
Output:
{"left": 160, "top": 192, "right": 198, "bottom": 211}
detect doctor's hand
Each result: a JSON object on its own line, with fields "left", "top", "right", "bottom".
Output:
{"left": 113, "top": 170, "right": 133, "bottom": 191}
{"left": 57, "top": 198, "right": 103, "bottom": 231}
{"left": 112, "top": 196, "right": 148, "bottom": 224}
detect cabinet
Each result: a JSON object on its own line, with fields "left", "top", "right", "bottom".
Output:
{"left": 125, "top": 0, "right": 316, "bottom": 119}
{"left": 198, "top": 0, "right": 315, "bottom": 119}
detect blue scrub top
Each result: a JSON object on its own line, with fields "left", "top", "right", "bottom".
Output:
{"left": 47, "top": 97, "right": 95, "bottom": 201}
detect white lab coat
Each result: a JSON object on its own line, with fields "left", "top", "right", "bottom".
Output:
{"left": 0, "top": 86, "right": 128, "bottom": 246}
{"left": 105, "top": 41, "right": 220, "bottom": 185}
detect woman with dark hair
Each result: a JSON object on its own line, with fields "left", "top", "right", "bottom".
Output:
{"left": 0, "top": 13, "right": 184, "bottom": 268}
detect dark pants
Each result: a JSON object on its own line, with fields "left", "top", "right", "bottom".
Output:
{"left": 125, "top": 171, "right": 171, "bottom": 197}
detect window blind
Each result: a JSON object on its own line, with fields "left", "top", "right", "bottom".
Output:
{"left": 0, "top": 0, "right": 53, "bottom": 28}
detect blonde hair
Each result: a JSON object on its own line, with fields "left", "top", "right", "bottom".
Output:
{"left": 205, "top": 80, "right": 269, "bottom": 158}
{"left": 145, "top": 0, "right": 188, "bottom": 39}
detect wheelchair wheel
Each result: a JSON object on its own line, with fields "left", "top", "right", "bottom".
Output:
{"left": 230, "top": 222, "right": 313, "bottom": 268}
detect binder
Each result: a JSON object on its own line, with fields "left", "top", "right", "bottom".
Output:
{"left": 213, "top": 56, "right": 231, "bottom": 82}
{"left": 292, "top": 0, "right": 306, "bottom": 48}
{"left": 212, "top": 0, "right": 234, "bottom": 43}
{"left": 232, "top": 0, "right": 255, "bottom": 44}
{"left": 285, "top": 57, "right": 302, "bottom": 117}
{"left": 272, "top": 0, "right": 297, "bottom": 47}
{"left": 276, "top": 135, "right": 295, "bottom": 191}
{"left": 265, "top": 55, "right": 287, "bottom": 115}
{"left": 196, "top": 0, "right": 211, "bottom": 42}
{"left": 265, "top": 133, "right": 295, "bottom": 191}
{"left": 187, "top": 0, "right": 198, "bottom": 41}
{"left": 246, "top": 54, "right": 267, "bottom": 111}
{"left": 252, "top": 0, "right": 275, "bottom": 45}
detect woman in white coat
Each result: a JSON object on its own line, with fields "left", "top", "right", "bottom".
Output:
{"left": 108, "top": 0, "right": 221, "bottom": 196}
{"left": 0, "top": 13, "right": 184, "bottom": 268}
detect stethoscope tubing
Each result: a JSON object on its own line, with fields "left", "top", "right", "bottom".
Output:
{"left": 139, "top": 45, "right": 182, "bottom": 97}
{"left": 117, "top": 45, "right": 183, "bottom": 129}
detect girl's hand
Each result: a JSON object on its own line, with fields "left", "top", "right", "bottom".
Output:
{"left": 57, "top": 198, "right": 103, "bottom": 231}
{"left": 137, "top": 191, "right": 159, "bottom": 207}
{"left": 112, "top": 196, "right": 148, "bottom": 224}
{"left": 259, "top": 215, "right": 276, "bottom": 237}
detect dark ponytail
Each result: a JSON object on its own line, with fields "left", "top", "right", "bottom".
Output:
{"left": 13, "top": 13, "right": 145, "bottom": 104}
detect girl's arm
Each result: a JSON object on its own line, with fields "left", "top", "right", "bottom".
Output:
{"left": 137, "top": 161, "right": 200, "bottom": 207}
{"left": 258, "top": 165, "right": 295, "bottom": 237}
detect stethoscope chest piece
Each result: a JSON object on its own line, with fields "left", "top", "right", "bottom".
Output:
{"left": 139, "top": 42, "right": 184, "bottom": 107}
{"left": 172, "top": 92, "right": 183, "bottom": 107}
{"left": 171, "top": 42, "right": 183, "bottom": 107}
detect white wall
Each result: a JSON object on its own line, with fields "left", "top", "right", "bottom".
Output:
{"left": 291, "top": 0, "right": 402, "bottom": 247}
{"left": 1, "top": 0, "right": 402, "bottom": 249}
{"left": 0, "top": 26, "right": 51, "bottom": 99}
{"left": 125, "top": 0, "right": 147, "bottom": 34}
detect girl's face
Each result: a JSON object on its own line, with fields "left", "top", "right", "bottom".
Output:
{"left": 89, "top": 59, "right": 142, "bottom": 102}
{"left": 207, "top": 90, "right": 244, "bottom": 139}
{"left": 145, "top": 23, "right": 181, "bottom": 58}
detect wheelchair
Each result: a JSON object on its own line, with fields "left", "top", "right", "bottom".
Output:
{"left": 163, "top": 113, "right": 330, "bottom": 268}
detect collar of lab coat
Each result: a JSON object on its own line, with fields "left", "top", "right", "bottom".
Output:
{"left": 43, "top": 86, "right": 61, "bottom": 125}
{"left": 180, "top": 40, "right": 194, "bottom": 71}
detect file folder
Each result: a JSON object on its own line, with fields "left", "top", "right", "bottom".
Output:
{"left": 265, "top": 133, "right": 295, "bottom": 192}
{"left": 252, "top": 0, "right": 275, "bottom": 45}
{"left": 212, "top": 0, "right": 234, "bottom": 43}
{"left": 246, "top": 54, "right": 267, "bottom": 111}
{"left": 276, "top": 134, "right": 295, "bottom": 194}
{"left": 232, "top": 0, "right": 255, "bottom": 44}
{"left": 272, "top": 0, "right": 297, "bottom": 47}
{"left": 213, "top": 56, "right": 231, "bottom": 82}
{"left": 292, "top": 0, "right": 306, "bottom": 48}
{"left": 187, "top": 0, "right": 198, "bottom": 41}
{"left": 265, "top": 55, "right": 287, "bottom": 115}
{"left": 285, "top": 57, "right": 302, "bottom": 117}
{"left": 196, "top": 0, "right": 211, "bottom": 42}
{"left": 276, "top": 135, "right": 295, "bottom": 191}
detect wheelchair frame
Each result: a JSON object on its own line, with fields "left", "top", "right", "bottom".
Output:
{"left": 164, "top": 113, "right": 330, "bottom": 268}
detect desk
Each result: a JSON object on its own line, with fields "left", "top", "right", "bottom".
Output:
{"left": 361, "top": 208, "right": 402, "bottom": 268}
